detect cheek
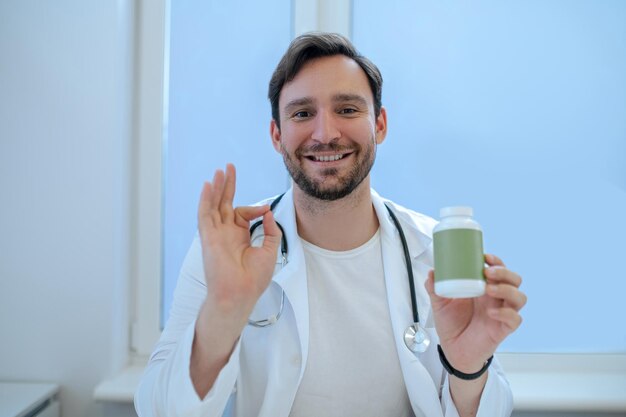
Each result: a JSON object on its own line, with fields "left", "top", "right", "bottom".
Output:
{"left": 277, "top": 128, "right": 304, "bottom": 150}
{"left": 278, "top": 139, "right": 300, "bottom": 160}
{"left": 355, "top": 126, "right": 377, "bottom": 146}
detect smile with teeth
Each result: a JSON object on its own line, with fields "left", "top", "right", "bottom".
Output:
{"left": 309, "top": 153, "right": 349, "bottom": 162}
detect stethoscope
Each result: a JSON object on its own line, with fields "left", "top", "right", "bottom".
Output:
{"left": 248, "top": 194, "right": 431, "bottom": 354}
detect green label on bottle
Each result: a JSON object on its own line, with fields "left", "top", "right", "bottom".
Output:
{"left": 433, "top": 229, "right": 484, "bottom": 282}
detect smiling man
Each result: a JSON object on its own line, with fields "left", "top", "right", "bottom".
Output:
{"left": 136, "top": 32, "right": 526, "bottom": 417}
{"left": 273, "top": 55, "right": 382, "bottom": 204}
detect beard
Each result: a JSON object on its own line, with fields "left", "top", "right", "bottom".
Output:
{"left": 280, "top": 138, "right": 376, "bottom": 201}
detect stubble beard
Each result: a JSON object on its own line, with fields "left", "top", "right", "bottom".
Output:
{"left": 280, "top": 139, "right": 376, "bottom": 201}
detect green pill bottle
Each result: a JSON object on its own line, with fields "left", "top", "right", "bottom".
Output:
{"left": 433, "top": 207, "right": 485, "bottom": 298}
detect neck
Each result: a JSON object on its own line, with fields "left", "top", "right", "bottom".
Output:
{"left": 293, "top": 179, "right": 379, "bottom": 251}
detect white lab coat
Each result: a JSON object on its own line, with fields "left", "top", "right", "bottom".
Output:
{"left": 135, "top": 188, "right": 513, "bottom": 417}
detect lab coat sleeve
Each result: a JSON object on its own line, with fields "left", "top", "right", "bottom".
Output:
{"left": 134, "top": 235, "right": 241, "bottom": 417}
{"left": 440, "top": 356, "right": 513, "bottom": 417}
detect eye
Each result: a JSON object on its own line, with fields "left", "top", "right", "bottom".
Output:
{"left": 338, "top": 108, "right": 357, "bottom": 115}
{"left": 293, "top": 110, "right": 311, "bottom": 119}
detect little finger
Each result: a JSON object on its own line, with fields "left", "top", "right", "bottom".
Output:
{"left": 198, "top": 182, "right": 215, "bottom": 226}
{"left": 487, "top": 307, "right": 523, "bottom": 333}
{"left": 198, "top": 182, "right": 218, "bottom": 243}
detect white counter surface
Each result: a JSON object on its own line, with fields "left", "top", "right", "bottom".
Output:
{"left": 0, "top": 382, "right": 59, "bottom": 417}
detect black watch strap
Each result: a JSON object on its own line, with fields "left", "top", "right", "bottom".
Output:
{"left": 437, "top": 344, "right": 493, "bottom": 381}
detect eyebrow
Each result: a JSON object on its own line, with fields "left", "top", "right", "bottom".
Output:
{"left": 283, "top": 93, "right": 369, "bottom": 115}
{"left": 283, "top": 97, "right": 314, "bottom": 115}
{"left": 332, "top": 93, "right": 368, "bottom": 107}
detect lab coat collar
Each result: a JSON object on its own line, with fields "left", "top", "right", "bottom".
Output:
{"left": 268, "top": 188, "right": 441, "bottom": 417}
{"left": 370, "top": 189, "right": 433, "bottom": 328}
{"left": 371, "top": 190, "right": 443, "bottom": 417}
{"left": 266, "top": 186, "right": 436, "bottom": 337}
{"left": 371, "top": 189, "right": 432, "bottom": 260}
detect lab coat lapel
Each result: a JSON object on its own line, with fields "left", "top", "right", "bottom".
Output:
{"left": 372, "top": 191, "right": 443, "bottom": 417}
{"left": 270, "top": 189, "right": 310, "bottom": 384}
{"left": 245, "top": 189, "right": 309, "bottom": 417}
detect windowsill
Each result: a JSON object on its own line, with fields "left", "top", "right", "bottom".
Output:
{"left": 498, "top": 352, "right": 626, "bottom": 412}
{"left": 94, "top": 364, "right": 144, "bottom": 404}
{"left": 506, "top": 372, "right": 626, "bottom": 411}
{"left": 94, "top": 353, "right": 626, "bottom": 411}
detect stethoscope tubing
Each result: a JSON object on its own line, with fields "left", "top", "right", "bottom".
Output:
{"left": 383, "top": 204, "right": 420, "bottom": 325}
{"left": 249, "top": 193, "right": 288, "bottom": 262}
{"left": 246, "top": 193, "right": 430, "bottom": 353}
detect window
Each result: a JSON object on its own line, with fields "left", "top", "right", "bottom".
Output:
{"left": 133, "top": 0, "right": 626, "bottom": 357}
{"left": 352, "top": 0, "right": 626, "bottom": 352}
{"left": 162, "top": 0, "right": 293, "bottom": 327}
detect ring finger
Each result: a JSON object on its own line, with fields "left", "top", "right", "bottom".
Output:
{"left": 486, "top": 283, "right": 527, "bottom": 311}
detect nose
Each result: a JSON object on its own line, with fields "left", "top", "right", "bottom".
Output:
{"left": 311, "top": 110, "right": 340, "bottom": 143}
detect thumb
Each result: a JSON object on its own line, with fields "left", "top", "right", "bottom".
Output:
{"left": 425, "top": 270, "right": 444, "bottom": 304}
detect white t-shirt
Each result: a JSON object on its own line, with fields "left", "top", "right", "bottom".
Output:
{"left": 289, "top": 230, "right": 414, "bottom": 417}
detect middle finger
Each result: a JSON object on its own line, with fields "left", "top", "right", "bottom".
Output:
{"left": 485, "top": 266, "right": 522, "bottom": 288}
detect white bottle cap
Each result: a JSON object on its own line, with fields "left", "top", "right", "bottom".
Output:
{"left": 440, "top": 206, "right": 473, "bottom": 218}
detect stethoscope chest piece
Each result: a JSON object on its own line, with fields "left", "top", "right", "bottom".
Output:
{"left": 404, "top": 323, "right": 431, "bottom": 353}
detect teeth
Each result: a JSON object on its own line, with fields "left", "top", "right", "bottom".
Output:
{"left": 314, "top": 154, "right": 344, "bottom": 162}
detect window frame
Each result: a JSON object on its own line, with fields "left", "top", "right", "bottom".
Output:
{"left": 130, "top": 0, "right": 626, "bottom": 372}
{"left": 130, "top": 0, "right": 169, "bottom": 358}
{"left": 130, "top": 0, "right": 353, "bottom": 359}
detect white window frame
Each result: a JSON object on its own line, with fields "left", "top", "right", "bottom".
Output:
{"left": 128, "top": 0, "right": 626, "bottom": 410}
{"left": 130, "top": 0, "right": 169, "bottom": 359}
{"left": 129, "top": 0, "right": 353, "bottom": 360}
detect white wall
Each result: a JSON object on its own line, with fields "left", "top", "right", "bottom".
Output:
{"left": 0, "top": 1, "right": 134, "bottom": 416}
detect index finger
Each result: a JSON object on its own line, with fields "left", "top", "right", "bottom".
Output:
{"left": 484, "top": 265, "right": 522, "bottom": 288}
{"left": 485, "top": 253, "right": 506, "bottom": 268}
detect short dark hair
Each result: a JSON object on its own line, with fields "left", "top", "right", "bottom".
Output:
{"left": 268, "top": 32, "right": 383, "bottom": 129}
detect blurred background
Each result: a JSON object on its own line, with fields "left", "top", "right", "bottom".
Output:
{"left": 1, "top": 1, "right": 624, "bottom": 416}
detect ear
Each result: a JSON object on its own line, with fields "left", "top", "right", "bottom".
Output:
{"left": 375, "top": 107, "right": 388, "bottom": 145}
{"left": 270, "top": 119, "right": 282, "bottom": 153}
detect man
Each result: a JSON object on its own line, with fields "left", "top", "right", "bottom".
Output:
{"left": 136, "top": 32, "right": 526, "bottom": 417}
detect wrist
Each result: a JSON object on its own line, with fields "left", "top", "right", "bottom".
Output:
{"left": 438, "top": 345, "right": 493, "bottom": 381}
{"left": 438, "top": 344, "right": 491, "bottom": 373}
{"left": 196, "top": 302, "right": 246, "bottom": 346}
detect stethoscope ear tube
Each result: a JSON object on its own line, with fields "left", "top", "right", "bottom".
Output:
{"left": 248, "top": 289, "right": 285, "bottom": 328}
{"left": 247, "top": 193, "right": 288, "bottom": 328}
{"left": 249, "top": 193, "right": 288, "bottom": 260}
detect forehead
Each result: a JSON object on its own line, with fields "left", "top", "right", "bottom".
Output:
{"left": 278, "top": 55, "right": 373, "bottom": 108}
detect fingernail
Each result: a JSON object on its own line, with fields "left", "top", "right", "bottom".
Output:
{"left": 487, "top": 284, "right": 498, "bottom": 294}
